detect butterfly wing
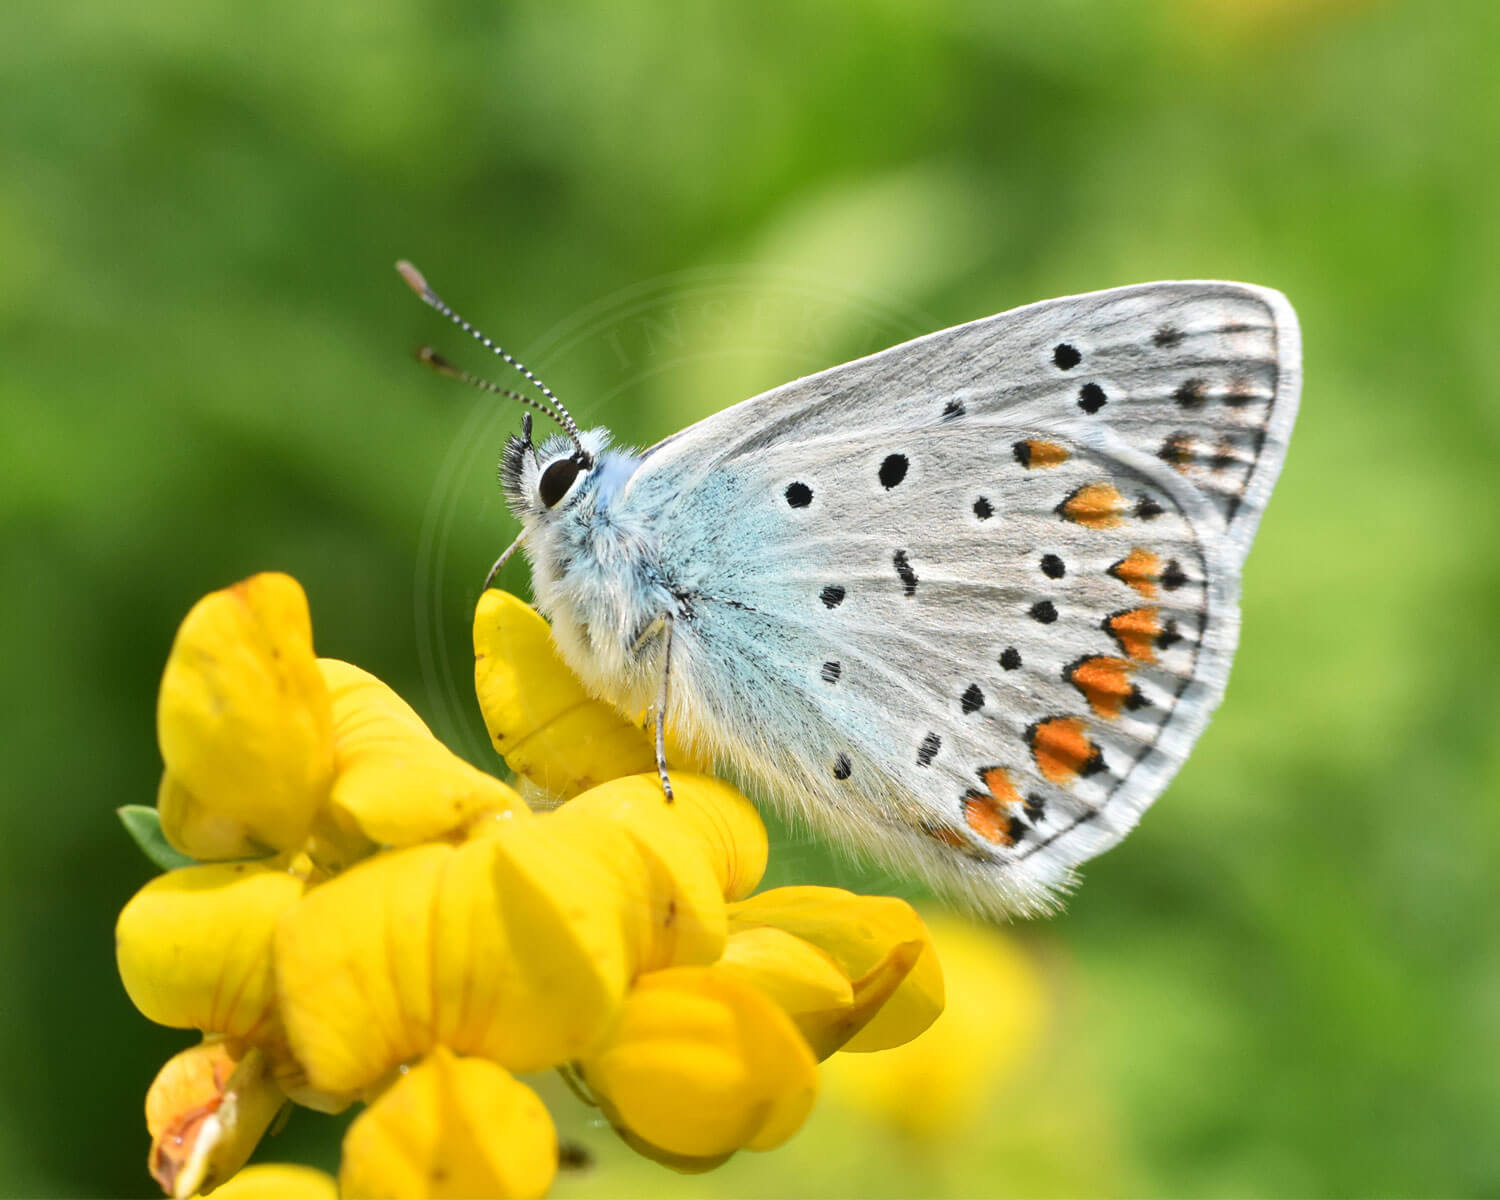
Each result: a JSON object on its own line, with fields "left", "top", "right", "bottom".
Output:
{"left": 626, "top": 281, "right": 1300, "bottom": 914}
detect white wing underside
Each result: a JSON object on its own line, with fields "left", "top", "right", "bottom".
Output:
{"left": 625, "top": 282, "right": 1301, "bottom": 915}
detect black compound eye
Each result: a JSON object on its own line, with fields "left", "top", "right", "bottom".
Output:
{"left": 538, "top": 457, "right": 583, "bottom": 508}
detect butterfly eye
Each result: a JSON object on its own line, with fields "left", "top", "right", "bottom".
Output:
{"left": 538, "top": 456, "right": 584, "bottom": 508}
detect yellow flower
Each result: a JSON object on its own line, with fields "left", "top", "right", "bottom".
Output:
{"left": 192, "top": 1164, "right": 338, "bottom": 1200}
{"left": 116, "top": 861, "right": 305, "bottom": 1040}
{"left": 474, "top": 589, "right": 661, "bottom": 799}
{"left": 319, "top": 657, "right": 529, "bottom": 848}
{"left": 727, "top": 885, "right": 944, "bottom": 1056}
{"left": 550, "top": 774, "right": 735, "bottom": 971}
{"left": 120, "top": 577, "right": 947, "bottom": 1198}
{"left": 156, "top": 573, "right": 335, "bottom": 859}
{"left": 582, "top": 965, "right": 819, "bottom": 1163}
{"left": 273, "top": 827, "right": 634, "bottom": 1091}
{"left": 145, "top": 1041, "right": 286, "bottom": 1200}
{"left": 823, "top": 911, "right": 1046, "bottom": 1141}
{"left": 339, "top": 1047, "right": 556, "bottom": 1200}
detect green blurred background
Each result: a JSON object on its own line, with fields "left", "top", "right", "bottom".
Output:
{"left": 4, "top": 0, "right": 1499, "bottom": 1195}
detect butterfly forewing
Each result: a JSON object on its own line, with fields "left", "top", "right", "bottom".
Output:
{"left": 626, "top": 281, "right": 1299, "bottom": 913}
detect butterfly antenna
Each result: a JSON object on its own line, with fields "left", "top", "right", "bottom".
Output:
{"left": 396, "top": 260, "right": 588, "bottom": 456}
{"left": 413, "top": 347, "right": 581, "bottom": 444}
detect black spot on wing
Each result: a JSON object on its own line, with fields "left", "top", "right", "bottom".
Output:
{"left": 821, "top": 660, "right": 841, "bottom": 684}
{"left": 1174, "top": 378, "right": 1207, "bottom": 407}
{"left": 784, "top": 482, "right": 812, "bottom": 508}
{"left": 973, "top": 496, "right": 993, "bottom": 520}
{"left": 916, "top": 732, "right": 942, "bottom": 767}
{"left": 961, "top": 683, "right": 984, "bottom": 714}
{"left": 1029, "top": 600, "right": 1058, "bottom": 624}
{"left": 1078, "top": 383, "right": 1107, "bottom": 414}
{"left": 879, "top": 454, "right": 909, "bottom": 489}
{"left": 1159, "top": 432, "right": 1193, "bottom": 467}
{"left": 833, "top": 753, "right": 851, "bottom": 780}
{"left": 893, "top": 550, "right": 918, "bottom": 597}
{"left": 820, "top": 585, "right": 845, "bottom": 609}
{"left": 1053, "top": 343, "right": 1081, "bottom": 370}
{"left": 1135, "top": 494, "right": 1165, "bottom": 520}
{"left": 1040, "top": 553, "right": 1065, "bottom": 579}
{"left": 1000, "top": 647, "right": 1022, "bottom": 671}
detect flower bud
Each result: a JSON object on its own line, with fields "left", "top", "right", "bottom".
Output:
{"left": 145, "top": 1041, "right": 284, "bottom": 1199}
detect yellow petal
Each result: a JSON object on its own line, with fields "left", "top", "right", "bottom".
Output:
{"left": 274, "top": 844, "right": 449, "bottom": 1093}
{"left": 728, "top": 886, "right": 944, "bottom": 1053}
{"left": 716, "top": 921, "right": 923, "bottom": 1060}
{"left": 156, "top": 772, "right": 263, "bottom": 862}
{"left": 823, "top": 913, "right": 1047, "bottom": 1140}
{"left": 579, "top": 772, "right": 768, "bottom": 902}
{"left": 263, "top": 1047, "right": 356, "bottom": 1116}
{"left": 584, "top": 966, "right": 818, "bottom": 1159}
{"left": 276, "top": 829, "right": 632, "bottom": 1092}
{"left": 607, "top": 1126, "right": 733, "bottom": 1175}
{"left": 192, "top": 1164, "right": 338, "bottom": 1200}
{"left": 473, "top": 590, "right": 658, "bottom": 798}
{"left": 551, "top": 775, "right": 733, "bottom": 970}
{"left": 157, "top": 573, "right": 335, "bottom": 858}
{"left": 146, "top": 1042, "right": 285, "bottom": 1200}
{"left": 475, "top": 814, "right": 635, "bottom": 1066}
{"left": 340, "top": 1048, "right": 556, "bottom": 1200}
{"left": 319, "top": 658, "right": 529, "bottom": 847}
{"left": 117, "top": 862, "right": 305, "bottom": 1038}
{"left": 717, "top": 925, "right": 853, "bottom": 1027}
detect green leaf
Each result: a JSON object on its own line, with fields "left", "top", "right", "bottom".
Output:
{"left": 117, "top": 805, "right": 196, "bottom": 871}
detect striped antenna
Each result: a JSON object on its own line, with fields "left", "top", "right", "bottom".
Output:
{"left": 396, "top": 260, "right": 588, "bottom": 457}
{"left": 412, "top": 348, "right": 586, "bottom": 459}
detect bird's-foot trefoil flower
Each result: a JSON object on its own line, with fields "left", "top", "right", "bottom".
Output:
{"left": 116, "top": 573, "right": 949, "bottom": 1197}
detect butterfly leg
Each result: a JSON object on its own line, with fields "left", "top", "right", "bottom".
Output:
{"left": 481, "top": 532, "right": 526, "bottom": 593}
{"left": 630, "top": 615, "right": 678, "bottom": 804}
{"left": 653, "top": 614, "right": 675, "bottom": 803}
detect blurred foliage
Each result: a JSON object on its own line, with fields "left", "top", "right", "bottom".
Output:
{"left": 3, "top": 0, "right": 1498, "bottom": 1195}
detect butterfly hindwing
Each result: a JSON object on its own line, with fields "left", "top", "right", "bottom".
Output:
{"left": 622, "top": 281, "right": 1299, "bottom": 913}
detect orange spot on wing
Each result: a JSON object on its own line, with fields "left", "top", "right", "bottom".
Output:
{"left": 963, "top": 792, "right": 1017, "bottom": 845}
{"left": 1066, "top": 655, "right": 1137, "bottom": 719}
{"left": 958, "top": 766, "right": 1024, "bottom": 846}
{"left": 1107, "top": 548, "right": 1162, "bottom": 597}
{"left": 1019, "top": 439, "right": 1069, "bottom": 468}
{"left": 1057, "top": 482, "right": 1125, "bottom": 529}
{"left": 1104, "top": 607, "right": 1162, "bottom": 663}
{"left": 1027, "top": 716, "right": 1105, "bottom": 783}
{"left": 980, "top": 766, "right": 1020, "bottom": 807}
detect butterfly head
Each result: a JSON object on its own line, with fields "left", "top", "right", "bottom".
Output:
{"left": 500, "top": 425, "right": 620, "bottom": 520}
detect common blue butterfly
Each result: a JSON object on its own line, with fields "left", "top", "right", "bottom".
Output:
{"left": 400, "top": 263, "right": 1301, "bottom": 916}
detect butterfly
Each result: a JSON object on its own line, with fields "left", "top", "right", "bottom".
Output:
{"left": 400, "top": 263, "right": 1301, "bottom": 917}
